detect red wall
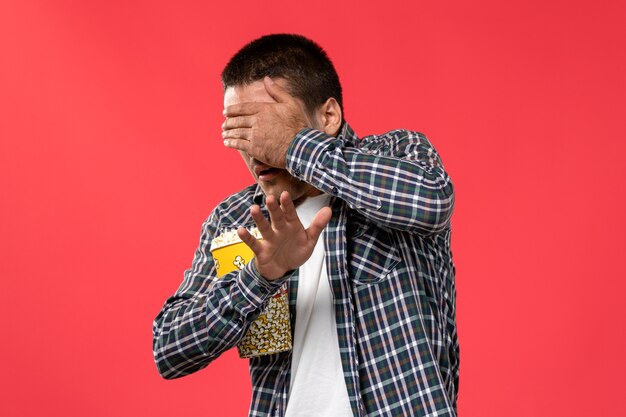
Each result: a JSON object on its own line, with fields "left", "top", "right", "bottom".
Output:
{"left": 1, "top": 1, "right": 625, "bottom": 416}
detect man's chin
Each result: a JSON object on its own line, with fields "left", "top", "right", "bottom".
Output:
{"left": 259, "top": 184, "right": 287, "bottom": 201}
{"left": 257, "top": 174, "right": 318, "bottom": 205}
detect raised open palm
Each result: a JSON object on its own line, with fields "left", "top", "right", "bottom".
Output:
{"left": 237, "top": 191, "right": 332, "bottom": 280}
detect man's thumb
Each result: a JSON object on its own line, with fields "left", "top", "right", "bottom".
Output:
{"left": 308, "top": 206, "right": 333, "bottom": 240}
{"left": 264, "top": 76, "right": 290, "bottom": 103}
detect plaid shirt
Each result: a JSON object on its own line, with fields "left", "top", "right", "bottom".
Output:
{"left": 153, "top": 123, "right": 458, "bottom": 416}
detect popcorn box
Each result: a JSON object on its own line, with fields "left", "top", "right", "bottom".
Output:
{"left": 211, "top": 228, "right": 292, "bottom": 358}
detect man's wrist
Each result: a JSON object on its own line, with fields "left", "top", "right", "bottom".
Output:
{"left": 251, "top": 258, "right": 294, "bottom": 282}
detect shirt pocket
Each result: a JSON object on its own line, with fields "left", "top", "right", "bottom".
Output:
{"left": 347, "top": 217, "right": 401, "bottom": 285}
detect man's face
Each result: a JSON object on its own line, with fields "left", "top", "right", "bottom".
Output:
{"left": 223, "top": 79, "right": 322, "bottom": 205}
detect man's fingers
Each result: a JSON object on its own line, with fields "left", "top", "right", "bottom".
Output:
{"left": 279, "top": 191, "right": 298, "bottom": 222}
{"left": 223, "top": 137, "right": 250, "bottom": 152}
{"left": 223, "top": 102, "right": 264, "bottom": 117}
{"left": 222, "top": 127, "right": 251, "bottom": 140}
{"left": 249, "top": 205, "right": 273, "bottom": 237}
{"left": 222, "top": 116, "right": 254, "bottom": 130}
{"left": 237, "top": 226, "right": 261, "bottom": 254}
{"left": 307, "top": 206, "right": 332, "bottom": 240}
{"left": 266, "top": 194, "right": 286, "bottom": 228}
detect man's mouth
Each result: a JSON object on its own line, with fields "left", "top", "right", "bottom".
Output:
{"left": 254, "top": 164, "right": 281, "bottom": 181}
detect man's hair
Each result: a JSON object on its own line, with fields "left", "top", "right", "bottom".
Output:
{"left": 221, "top": 34, "right": 343, "bottom": 115}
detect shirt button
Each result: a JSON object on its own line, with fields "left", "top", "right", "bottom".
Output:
{"left": 293, "top": 167, "right": 301, "bottom": 176}
{"left": 332, "top": 186, "right": 339, "bottom": 194}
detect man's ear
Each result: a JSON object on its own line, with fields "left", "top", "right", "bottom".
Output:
{"left": 316, "top": 98, "right": 343, "bottom": 137}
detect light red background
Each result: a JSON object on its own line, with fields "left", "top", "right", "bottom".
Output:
{"left": 1, "top": 1, "right": 625, "bottom": 416}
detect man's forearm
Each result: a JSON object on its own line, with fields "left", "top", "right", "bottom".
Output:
{"left": 286, "top": 128, "right": 455, "bottom": 235}
{"left": 152, "top": 250, "right": 288, "bottom": 379}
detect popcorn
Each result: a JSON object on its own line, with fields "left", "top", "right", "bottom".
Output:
{"left": 210, "top": 226, "right": 262, "bottom": 251}
{"left": 208, "top": 225, "right": 292, "bottom": 358}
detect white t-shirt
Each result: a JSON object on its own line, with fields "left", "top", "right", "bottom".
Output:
{"left": 284, "top": 194, "right": 353, "bottom": 417}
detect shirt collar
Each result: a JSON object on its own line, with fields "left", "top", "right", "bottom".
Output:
{"left": 337, "top": 121, "right": 358, "bottom": 147}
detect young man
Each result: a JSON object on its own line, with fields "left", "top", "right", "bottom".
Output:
{"left": 153, "top": 34, "right": 459, "bottom": 417}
